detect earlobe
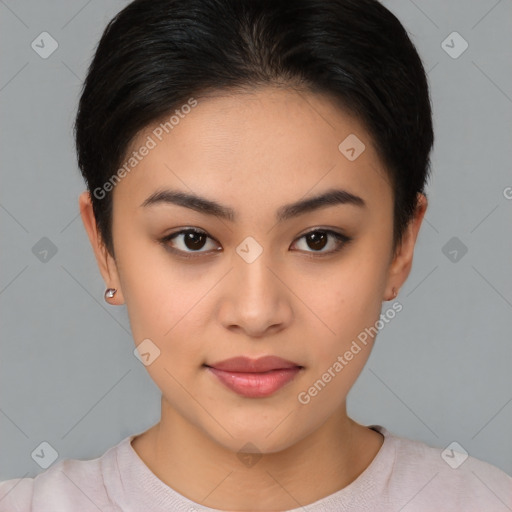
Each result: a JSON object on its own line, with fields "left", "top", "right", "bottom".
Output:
{"left": 78, "top": 191, "right": 125, "bottom": 305}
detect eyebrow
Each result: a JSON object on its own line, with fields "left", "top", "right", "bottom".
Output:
{"left": 140, "top": 187, "right": 366, "bottom": 222}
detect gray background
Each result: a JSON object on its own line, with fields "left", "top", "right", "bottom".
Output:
{"left": 1, "top": 0, "right": 511, "bottom": 482}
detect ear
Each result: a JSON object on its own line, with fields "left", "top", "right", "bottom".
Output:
{"left": 384, "top": 192, "right": 428, "bottom": 300}
{"left": 78, "top": 191, "right": 125, "bottom": 305}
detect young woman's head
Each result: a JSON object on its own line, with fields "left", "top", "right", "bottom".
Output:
{"left": 77, "top": 0, "right": 432, "bottom": 454}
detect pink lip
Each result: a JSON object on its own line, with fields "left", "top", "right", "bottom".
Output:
{"left": 205, "top": 356, "right": 303, "bottom": 398}
{"left": 208, "top": 355, "right": 301, "bottom": 372}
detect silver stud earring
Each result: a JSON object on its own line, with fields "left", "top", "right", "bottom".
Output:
{"left": 104, "top": 288, "right": 117, "bottom": 301}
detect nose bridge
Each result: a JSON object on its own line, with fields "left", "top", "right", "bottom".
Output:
{"left": 234, "top": 238, "right": 276, "bottom": 301}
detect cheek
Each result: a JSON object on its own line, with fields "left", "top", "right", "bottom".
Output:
{"left": 301, "top": 267, "right": 384, "bottom": 341}
{"left": 114, "top": 239, "right": 197, "bottom": 344}
{"left": 296, "top": 253, "right": 389, "bottom": 374}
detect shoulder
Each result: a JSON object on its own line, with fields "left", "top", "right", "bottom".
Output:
{"left": 375, "top": 426, "right": 512, "bottom": 511}
{"left": 0, "top": 438, "right": 128, "bottom": 512}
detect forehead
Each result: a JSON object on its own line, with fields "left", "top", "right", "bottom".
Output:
{"left": 113, "top": 86, "right": 391, "bottom": 215}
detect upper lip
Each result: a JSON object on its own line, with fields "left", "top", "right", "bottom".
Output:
{"left": 205, "top": 356, "right": 302, "bottom": 373}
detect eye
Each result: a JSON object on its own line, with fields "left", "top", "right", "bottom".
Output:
{"left": 159, "top": 227, "right": 352, "bottom": 259}
{"left": 160, "top": 228, "right": 220, "bottom": 258}
{"left": 291, "top": 229, "right": 352, "bottom": 255}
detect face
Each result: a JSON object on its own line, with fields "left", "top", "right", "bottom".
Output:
{"left": 81, "top": 86, "right": 425, "bottom": 454}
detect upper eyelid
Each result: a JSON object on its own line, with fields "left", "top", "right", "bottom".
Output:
{"left": 166, "top": 226, "right": 343, "bottom": 238}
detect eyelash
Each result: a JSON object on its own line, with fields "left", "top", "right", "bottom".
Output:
{"left": 159, "top": 228, "right": 353, "bottom": 260}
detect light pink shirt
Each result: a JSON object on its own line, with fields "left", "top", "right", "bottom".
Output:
{"left": 1, "top": 425, "right": 511, "bottom": 511}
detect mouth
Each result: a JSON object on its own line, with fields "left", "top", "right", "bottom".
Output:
{"left": 204, "top": 356, "right": 304, "bottom": 398}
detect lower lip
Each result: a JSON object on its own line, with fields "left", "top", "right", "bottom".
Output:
{"left": 206, "top": 366, "right": 302, "bottom": 398}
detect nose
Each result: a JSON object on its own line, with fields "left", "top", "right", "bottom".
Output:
{"left": 217, "top": 247, "right": 293, "bottom": 338}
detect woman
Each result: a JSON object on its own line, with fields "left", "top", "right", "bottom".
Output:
{"left": 1, "top": 0, "right": 511, "bottom": 510}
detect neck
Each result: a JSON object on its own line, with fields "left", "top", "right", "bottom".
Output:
{"left": 131, "top": 396, "right": 384, "bottom": 510}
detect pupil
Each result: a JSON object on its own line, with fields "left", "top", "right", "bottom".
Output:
{"left": 185, "top": 231, "right": 206, "bottom": 250}
{"left": 308, "top": 232, "right": 327, "bottom": 250}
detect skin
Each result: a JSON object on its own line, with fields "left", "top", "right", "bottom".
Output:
{"left": 79, "top": 86, "right": 427, "bottom": 511}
